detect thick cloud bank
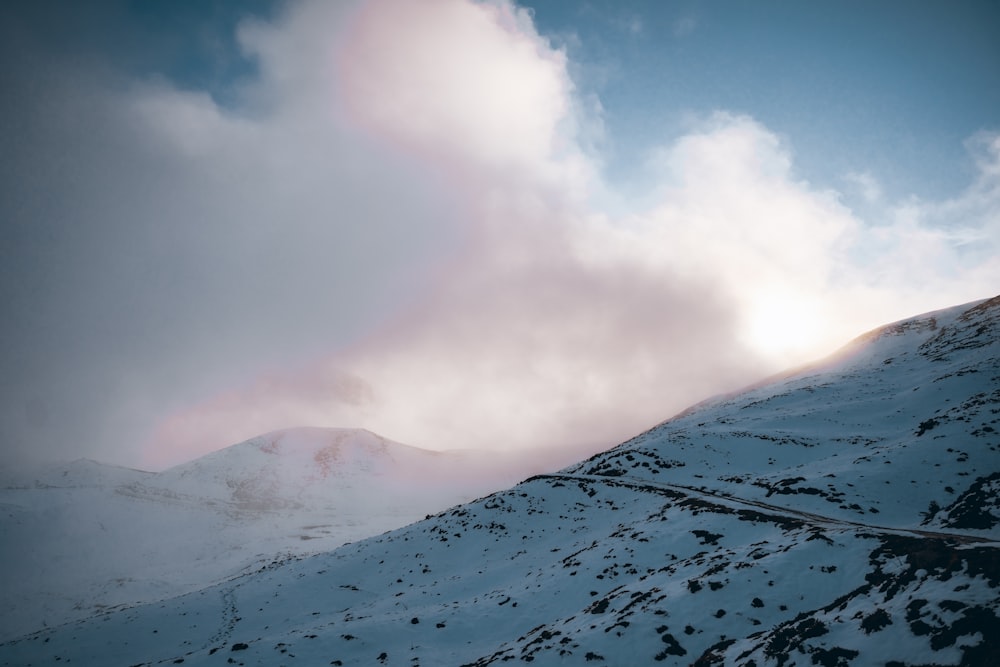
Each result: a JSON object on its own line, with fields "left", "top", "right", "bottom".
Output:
{"left": 1, "top": 0, "right": 997, "bottom": 469}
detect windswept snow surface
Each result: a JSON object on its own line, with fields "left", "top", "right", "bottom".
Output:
{"left": 0, "top": 428, "right": 534, "bottom": 641}
{"left": 2, "top": 296, "right": 998, "bottom": 665}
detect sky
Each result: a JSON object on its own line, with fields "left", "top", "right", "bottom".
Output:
{"left": 1, "top": 0, "right": 998, "bottom": 471}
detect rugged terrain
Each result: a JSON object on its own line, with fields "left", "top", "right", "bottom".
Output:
{"left": 0, "top": 428, "right": 534, "bottom": 641}
{"left": 1, "top": 296, "right": 997, "bottom": 665}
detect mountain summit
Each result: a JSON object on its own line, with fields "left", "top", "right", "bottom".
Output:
{"left": 2, "top": 297, "right": 997, "bottom": 665}
{"left": 0, "top": 428, "right": 531, "bottom": 641}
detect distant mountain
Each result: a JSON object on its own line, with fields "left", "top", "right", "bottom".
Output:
{"left": 136, "top": 427, "right": 532, "bottom": 517}
{"left": 0, "top": 428, "right": 534, "bottom": 641}
{"left": 2, "top": 296, "right": 997, "bottom": 666}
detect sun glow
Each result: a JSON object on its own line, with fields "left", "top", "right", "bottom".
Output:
{"left": 741, "top": 290, "right": 829, "bottom": 365}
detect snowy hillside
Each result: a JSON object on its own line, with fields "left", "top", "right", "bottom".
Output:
{"left": 564, "top": 295, "right": 1000, "bottom": 531}
{"left": 0, "top": 428, "right": 535, "bottom": 641}
{"left": 1, "top": 296, "right": 997, "bottom": 665}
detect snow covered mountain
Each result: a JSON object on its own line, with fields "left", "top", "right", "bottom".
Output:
{"left": 0, "top": 428, "right": 537, "bottom": 641}
{"left": 2, "top": 296, "right": 997, "bottom": 665}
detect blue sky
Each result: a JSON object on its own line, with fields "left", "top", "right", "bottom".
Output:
{"left": 1, "top": 0, "right": 998, "bottom": 468}
{"left": 529, "top": 1, "right": 1000, "bottom": 203}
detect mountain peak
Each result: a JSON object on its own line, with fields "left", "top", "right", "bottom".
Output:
{"left": 3, "top": 297, "right": 998, "bottom": 664}
{"left": 0, "top": 427, "right": 533, "bottom": 641}
{"left": 841, "top": 294, "right": 997, "bottom": 357}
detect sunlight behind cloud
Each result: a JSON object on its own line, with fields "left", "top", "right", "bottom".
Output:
{"left": 740, "top": 289, "right": 828, "bottom": 365}
{"left": 131, "top": 0, "right": 1000, "bottom": 469}
{"left": 2, "top": 0, "right": 996, "bottom": 470}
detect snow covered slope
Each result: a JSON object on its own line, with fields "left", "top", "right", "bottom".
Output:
{"left": 2, "top": 296, "right": 997, "bottom": 665}
{"left": 0, "top": 428, "right": 533, "bottom": 641}
{"left": 565, "top": 295, "right": 1000, "bottom": 532}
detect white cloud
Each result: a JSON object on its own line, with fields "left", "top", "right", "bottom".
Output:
{"left": 844, "top": 171, "right": 883, "bottom": 204}
{"left": 338, "top": 0, "right": 574, "bottom": 173}
{"left": 3, "top": 0, "right": 997, "bottom": 470}
{"left": 137, "top": 1, "right": 768, "bottom": 467}
{"left": 139, "top": 2, "right": 1000, "bottom": 468}
{"left": 0, "top": 0, "right": 459, "bottom": 467}
{"left": 861, "top": 130, "right": 1000, "bottom": 298}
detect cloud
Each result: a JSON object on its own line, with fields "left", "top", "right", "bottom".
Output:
{"left": 844, "top": 171, "right": 883, "bottom": 204}
{"left": 338, "top": 0, "right": 573, "bottom": 171}
{"left": 136, "top": 0, "right": 770, "bottom": 468}
{"left": 863, "top": 130, "right": 1000, "bottom": 294}
{"left": 138, "top": 3, "right": 999, "bottom": 470}
{"left": 2, "top": 0, "right": 997, "bottom": 470}
{"left": 0, "top": 0, "right": 459, "bottom": 466}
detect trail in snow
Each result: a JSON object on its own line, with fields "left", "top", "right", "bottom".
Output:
{"left": 534, "top": 473, "right": 1000, "bottom": 545}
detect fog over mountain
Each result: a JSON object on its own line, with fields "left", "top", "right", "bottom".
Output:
{"left": 0, "top": 428, "right": 549, "bottom": 641}
{"left": 2, "top": 295, "right": 996, "bottom": 665}
{"left": 2, "top": 0, "right": 998, "bottom": 472}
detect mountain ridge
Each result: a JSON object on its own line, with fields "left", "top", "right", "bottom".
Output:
{"left": 0, "top": 427, "right": 539, "bottom": 642}
{"left": 1, "top": 296, "right": 997, "bottom": 665}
